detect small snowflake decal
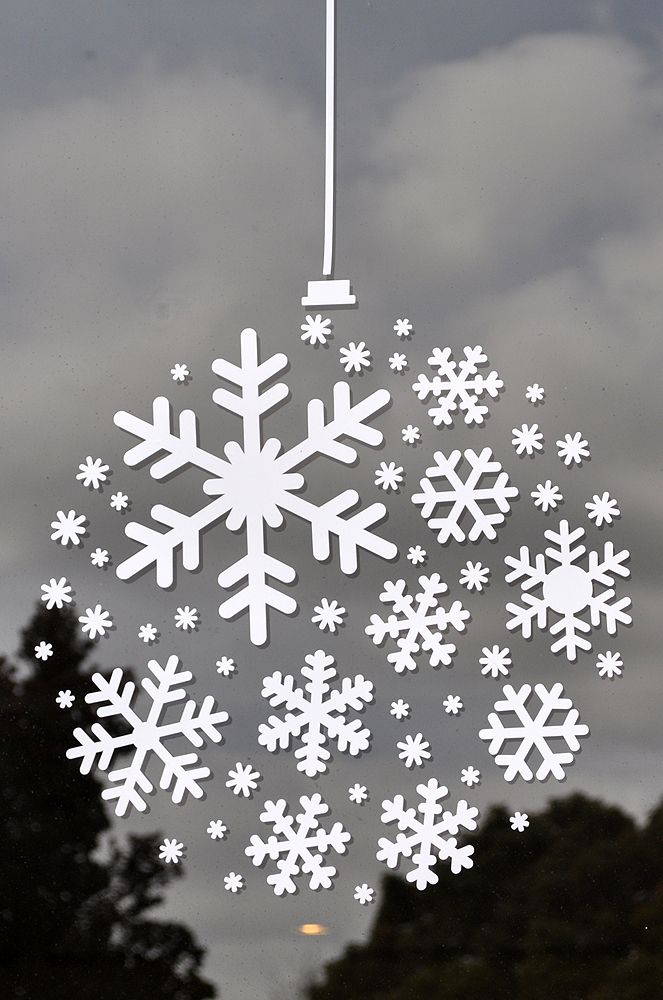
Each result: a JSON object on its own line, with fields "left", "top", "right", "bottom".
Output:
{"left": 413, "top": 447, "right": 518, "bottom": 544}
{"left": 226, "top": 762, "right": 261, "bottom": 799}
{"left": 174, "top": 606, "right": 199, "bottom": 632}
{"left": 138, "top": 623, "right": 158, "bottom": 644}
{"left": 377, "top": 777, "right": 478, "bottom": 888}
{"left": 413, "top": 345, "right": 503, "bottom": 428}
{"left": 511, "top": 423, "right": 544, "bottom": 457}
{"left": 586, "top": 492, "right": 620, "bottom": 527}
{"left": 159, "top": 838, "right": 185, "bottom": 863}
{"left": 110, "top": 492, "right": 130, "bottom": 512}
{"left": 339, "top": 341, "right": 371, "bottom": 374}
{"left": 41, "top": 577, "right": 73, "bottom": 609}
{"left": 596, "top": 650, "right": 623, "bottom": 679}
{"left": 389, "top": 352, "right": 408, "bottom": 372}
{"left": 402, "top": 424, "right": 421, "bottom": 445}
{"left": 366, "top": 574, "right": 470, "bottom": 674}
{"left": 443, "top": 695, "right": 463, "bottom": 716}
{"left": 207, "top": 820, "right": 228, "bottom": 841}
{"left": 34, "top": 641, "right": 53, "bottom": 661}
{"left": 525, "top": 384, "right": 545, "bottom": 404}
{"left": 393, "top": 318, "right": 413, "bottom": 338}
{"left": 170, "top": 363, "right": 191, "bottom": 384}
{"left": 215, "top": 656, "right": 236, "bottom": 676}
{"left": 397, "top": 732, "right": 431, "bottom": 768}
{"left": 479, "top": 645, "right": 512, "bottom": 679}
{"left": 459, "top": 560, "right": 490, "bottom": 592}
{"left": 311, "top": 598, "right": 346, "bottom": 633}
{"left": 407, "top": 545, "right": 427, "bottom": 566}
{"left": 531, "top": 480, "right": 563, "bottom": 513}
{"left": 258, "top": 650, "right": 373, "bottom": 777}
{"left": 557, "top": 432, "right": 590, "bottom": 467}
{"left": 390, "top": 699, "right": 410, "bottom": 720}
{"left": 90, "top": 547, "right": 110, "bottom": 568}
{"left": 67, "top": 655, "right": 228, "bottom": 816}
{"left": 51, "top": 510, "right": 87, "bottom": 547}
{"left": 354, "top": 884, "right": 375, "bottom": 905}
{"left": 78, "top": 605, "right": 113, "bottom": 640}
{"left": 375, "top": 461, "right": 404, "bottom": 492}
{"left": 56, "top": 690, "right": 75, "bottom": 709}
{"left": 348, "top": 783, "right": 368, "bottom": 805}
{"left": 479, "top": 682, "right": 589, "bottom": 782}
{"left": 77, "top": 457, "right": 110, "bottom": 490}
{"left": 460, "top": 766, "right": 481, "bottom": 788}
{"left": 224, "top": 872, "right": 244, "bottom": 893}
{"left": 301, "top": 314, "right": 332, "bottom": 346}
{"left": 505, "top": 519, "right": 631, "bottom": 659}
{"left": 510, "top": 812, "right": 529, "bottom": 832}
{"left": 245, "top": 792, "right": 350, "bottom": 896}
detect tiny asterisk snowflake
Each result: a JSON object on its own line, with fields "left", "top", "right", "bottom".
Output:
{"left": 459, "top": 560, "right": 490, "bottom": 592}
{"left": 398, "top": 732, "right": 431, "bottom": 768}
{"left": 557, "top": 432, "right": 590, "bottom": 467}
{"left": 393, "top": 318, "right": 413, "bottom": 338}
{"left": 413, "top": 447, "right": 518, "bottom": 544}
{"left": 586, "top": 492, "right": 620, "bottom": 527}
{"left": 159, "top": 838, "right": 185, "bottom": 863}
{"left": 216, "top": 656, "right": 236, "bottom": 676}
{"left": 407, "top": 545, "right": 427, "bottom": 565}
{"left": 375, "top": 461, "right": 404, "bottom": 492}
{"left": 258, "top": 650, "right": 373, "bottom": 776}
{"left": 367, "top": 574, "right": 470, "bottom": 674}
{"left": 311, "top": 598, "right": 347, "bottom": 633}
{"left": 76, "top": 456, "right": 110, "bottom": 490}
{"left": 138, "top": 623, "right": 158, "bottom": 644}
{"left": 174, "top": 606, "right": 199, "bottom": 631}
{"left": 246, "top": 792, "right": 350, "bottom": 895}
{"left": 348, "top": 783, "right": 368, "bottom": 804}
{"left": 34, "top": 641, "right": 53, "bottom": 661}
{"left": 224, "top": 872, "right": 244, "bottom": 893}
{"left": 41, "top": 577, "right": 73, "bottom": 609}
{"left": 56, "top": 690, "right": 75, "bottom": 709}
{"left": 377, "top": 777, "right": 478, "bottom": 887}
{"left": 531, "top": 480, "right": 563, "bottom": 512}
{"left": 479, "top": 645, "right": 512, "bottom": 679}
{"left": 413, "top": 345, "right": 503, "bottom": 428}
{"left": 505, "top": 519, "right": 631, "bottom": 659}
{"left": 171, "top": 363, "right": 190, "bottom": 383}
{"left": 51, "top": 509, "right": 87, "bottom": 546}
{"left": 354, "top": 883, "right": 375, "bottom": 905}
{"left": 390, "top": 699, "right": 410, "bottom": 720}
{"left": 110, "top": 491, "right": 129, "bottom": 511}
{"left": 460, "top": 766, "right": 481, "bottom": 787}
{"left": 525, "top": 384, "right": 545, "bottom": 404}
{"left": 510, "top": 812, "right": 529, "bottom": 832}
{"left": 512, "top": 423, "right": 544, "bottom": 457}
{"left": 480, "top": 682, "right": 589, "bottom": 781}
{"left": 78, "top": 605, "right": 113, "bottom": 640}
{"left": 596, "top": 650, "right": 623, "bottom": 679}
{"left": 68, "top": 655, "right": 228, "bottom": 815}
{"left": 226, "top": 762, "right": 261, "bottom": 798}
{"left": 389, "top": 352, "right": 408, "bottom": 372}
{"left": 402, "top": 424, "right": 421, "bottom": 445}
{"left": 90, "top": 547, "right": 110, "bottom": 568}
{"left": 339, "top": 341, "right": 371, "bottom": 374}
{"left": 207, "top": 819, "right": 228, "bottom": 840}
{"left": 301, "top": 314, "right": 332, "bottom": 346}
{"left": 443, "top": 695, "right": 463, "bottom": 715}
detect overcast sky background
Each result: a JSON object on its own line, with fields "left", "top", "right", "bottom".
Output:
{"left": 2, "top": 1, "right": 663, "bottom": 997}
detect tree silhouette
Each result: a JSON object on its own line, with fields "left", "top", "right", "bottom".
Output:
{"left": 309, "top": 795, "right": 663, "bottom": 1000}
{"left": 0, "top": 603, "right": 216, "bottom": 999}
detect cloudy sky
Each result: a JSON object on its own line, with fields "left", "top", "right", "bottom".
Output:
{"left": 2, "top": 1, "right": 663, "bottom": 997}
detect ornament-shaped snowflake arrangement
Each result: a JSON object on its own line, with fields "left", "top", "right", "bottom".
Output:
{"left": 42, "top": 326, "right": 631, "bottom": 899}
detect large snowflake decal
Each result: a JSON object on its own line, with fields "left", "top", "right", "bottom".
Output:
{"left": 366, "top": 574, "right": 470, "bottom": 674}
{"left": 66, "top": 655, "right": 228, "bottom": 816}
{"left": 479, "top": 682, "right": 590, "bottom": 782}
{"left": 412, "top": 345, "right": 503, "bottom": 428}
{"left": 505, "top": 519, "right": 631, "bottom": 660}
{"left": 114, "top": 328, "right": 397, "bottom": 645}
{"left": 376, "top": 777, "right": 478, "bottom": 889}
{"left": 258, "top": 650, "right": 373, "bottom": 777}
{"left": 245, "top": 792, "right": 350, "bottom": 895}
{"left": 412, "top": 447, "right": 519, "bottom": 543}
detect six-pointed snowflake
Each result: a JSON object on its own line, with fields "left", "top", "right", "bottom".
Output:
{"left": 226, "top": 762, "right": 261, "bottom": 798}
{"left": 390, "top": 699, "right": 410, "bottom": 720}
{"left": 56, "top": 690, "right": 75, "bottom": 709}
{"left": 505, "top": 519, "right": 631, "bottom": 660}
{"left": 114, "top": 328, "right": 396, "bottom": 646}
{"left": 407, "top": 545, "right": 427, "bottom": 565}
{"left": 443, "top": 695, "right": 463, "bottom": 716}
{"left": 525, "top": 384, "right": 545, "bottom": 404}
{"left": 377, "top": 777, "right": 478, "bottom": 888}
{"left": 224, "top": 872, "right": 244, "bottom": 893}
{"left": 413, "top": 447, "right": 519, "bottom": 544}
{"left": 90, "top": 547, "right": 110, "bottom": 568}
{"left": 366, "top": 574, "right": 470, "bottom": 674}
{"left": 459, "top": 560, "right": 490, "bottom": 592}
{"left": 258, "top": 650, "right": 373, "bottom": 777}
{"left": 531, "top": 480, "right": 563, "bottom": 513}
{"left": 215, "top": 656, "right": 236, "bottom": 676}
{"left": 174, "top": 606, "right": 199, "bottom": 632}
{"left": 402, "top": 424, "right": 421, "bottom": 445}
{"left": 170, "top": 363, "right": 190, "bottom": 383}
{"left": 67, "top": 655, "right": 228, "bottom": 816}
{"left": 389, "top": 352, "right": 408, "bottom": 372}
{"left": 110, "top": 491, "right": 130, "bottom": 512}
{"left": 397, "top": 732, "right": 431, "bottom": 768}
{"left": 159, "top": 838, "right": 185, "bottom": 863}
{"left": 245, "top": 792, "right": 350, "bottom": 896}
{"left": 479, "top": 645, "right": 512, "bottom": 679}
{"left": 586, "top": 492, "right": 620, "bottom": 527}
{"left": 34, "top": 641, "right": 53, "bottom": 661}
{"left": 460, "top": 766, "right": 481, "bottom": 788}
{"left": 138, "top": 623, "right": 158, "bottom": 644}
{"left": 510, "top": 811, "right": 529, "bottom": 832}
{"left": 375, "top": 461, "right": 404, "bottom": 492}
{"left": 348, "top": 783, "right": 368, "bottom": 804}
{"left": 207, "top": 819, "right": 228, "bottom": 840}
{"left": 596, "top": 650, "right": 623, "bottom": 679}
{"left": 393, "top": 318, "right": 413, "bottom": 338}
{"left": 479, "top": 682, "right": 589, "bottom": 782}
{"left": 311, "top": 598, "right": 346, "bottom": 633}
{"left": 413, "top": 346, "right": 503, "bottom": 428}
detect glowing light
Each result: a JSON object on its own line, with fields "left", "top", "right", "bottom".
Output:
{"left": 298, "top": 923, "right": 327, "bottom": 937}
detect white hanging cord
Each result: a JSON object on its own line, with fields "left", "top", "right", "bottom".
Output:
{"left": 323, "top": 0, "right": 335, "bottom": 276}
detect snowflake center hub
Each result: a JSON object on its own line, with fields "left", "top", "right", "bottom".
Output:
{"left": 542, "top": 565, "right": 592, "bottom": 615}
{"left": 213, "top": 439, "right": 304, "bottom": 526}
